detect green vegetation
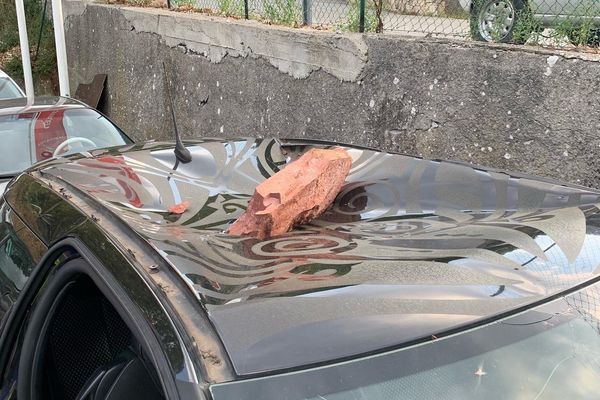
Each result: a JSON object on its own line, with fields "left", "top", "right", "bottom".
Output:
{"left": 0, "top": 0, "right": 21, "bottom": 53}
{"left": 170, "top": 0, "right": 245, "bottom": 17}
{"left": 262, "top": 0, "right": 301, "bottom": 26}
{"left": 217, "top": 0, "right": 245, "bottom": 17}
{"left": 172, "top": 0, "right": 196, "bottom": 8}
{"left": 553, "top": 18, "right": 600, "bottom": 46}
{"left": 555, "top": 1, "right": 600, "bottom": 46}
{"left": 511, "top": 7, "right": 541, "bottom": 43}
{"left": 510, "top": 7, "right": 600, "bottom": 47}
{"left": 127, "top": 0, "right": 152, "bottom": 6}
{"left": 0, "top": 0, "right": 57, "bottom": 94}
{"left": 337, "top": 0, "right": 378, "bottom": 32}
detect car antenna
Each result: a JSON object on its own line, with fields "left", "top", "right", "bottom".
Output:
{"left": 163, "top": 61, "right": 192, "bottom": 164}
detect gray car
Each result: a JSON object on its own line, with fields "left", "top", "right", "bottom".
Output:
{"left": 461, "top": 0, "right": 600, "bottom": 44}
{"left": 4, "top": 137, "right": 600, "bottom": 399}
{"left": 0, "top": 70, "right": 25, "bottom": 100}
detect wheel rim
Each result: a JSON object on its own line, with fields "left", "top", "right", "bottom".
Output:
{"left": 478, "top": 0, "right": 516, "bottom": 41}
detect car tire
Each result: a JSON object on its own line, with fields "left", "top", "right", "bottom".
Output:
{"left": 470, "top": 0, "right": 531, "bottom": 43}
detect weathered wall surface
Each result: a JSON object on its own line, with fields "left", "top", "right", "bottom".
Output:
{"left": 64, "top": 2, "right": 600, "bottom": 187}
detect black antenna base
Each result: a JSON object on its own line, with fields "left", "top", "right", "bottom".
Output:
{"left": 175, "top": 142, "right": 192, "bottom": 164}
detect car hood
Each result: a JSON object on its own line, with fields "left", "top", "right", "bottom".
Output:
{"left": 38, "top": 138, "right": 600, "bottom": 375}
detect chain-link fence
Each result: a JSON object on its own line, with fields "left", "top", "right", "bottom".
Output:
{"left": 172, "top": 0, "right": 600, "bottom": 49}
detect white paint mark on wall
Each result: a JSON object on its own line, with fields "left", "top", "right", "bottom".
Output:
{"left": 545, "top": 55, "right": 559, "bottom": 76}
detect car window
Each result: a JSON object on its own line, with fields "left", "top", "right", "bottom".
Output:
{"left": 0, "top": 115, "right": 32, "bottom": 176}
{"left": 210, "top": 284, "right": 600, "bottom": 400}
{"left": 0, "top": 203, "right": 46, "bottom": 321}
{"left": 0, "top": 108, "right": 130, "bottom": 176}
{"left": 0, "top": 79, "right": 23, "bottom": 100}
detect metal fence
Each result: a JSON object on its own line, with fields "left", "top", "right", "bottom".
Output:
{"left": 174, "top": 0, "right": 600, "bottom": 49}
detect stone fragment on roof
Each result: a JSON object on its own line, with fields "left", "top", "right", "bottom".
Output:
{"left": 169, "top": 200, "right": 190, "bottom": 214}
{"left": 228, "top": 148, "right": 352, "bottom": 239}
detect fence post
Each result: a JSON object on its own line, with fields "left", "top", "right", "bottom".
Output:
{"left": 359, "top": 0, "right": 365, "bottom": 32}
{"left": 244, "top": 0, "right": 249, "bottom": 19}
{"left": 303, "top": 0, "right": 312, "bottom": 25}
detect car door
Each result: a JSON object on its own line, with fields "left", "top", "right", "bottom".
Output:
{"left": 17, "top": 256, "right": 166, "bottom": 400}
{"left": 0, "top": 242, "right": 168, "bottom": 400}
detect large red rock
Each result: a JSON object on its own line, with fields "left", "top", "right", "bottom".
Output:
{"left": 229, "top": 148, "right": 353, "bottom": 239}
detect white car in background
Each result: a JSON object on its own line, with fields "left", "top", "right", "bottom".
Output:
{"left": 0, "top": 70, "right": 25, "bottom": 100}
{"left": 463, "top": 0, "right": 600, "bottom": 45}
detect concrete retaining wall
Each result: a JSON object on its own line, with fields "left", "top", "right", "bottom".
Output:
{"left": 64, "top": 2, "right": 600, "bottom": 187}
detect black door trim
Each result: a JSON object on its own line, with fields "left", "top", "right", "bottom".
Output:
{"left": 4, "top": 238, "right": 180, "bottom": 400}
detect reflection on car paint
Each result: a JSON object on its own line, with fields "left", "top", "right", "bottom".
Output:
{"left": 210, "top": 285, "right": 600, "bottom": 399}
{"left": 0, "top": 202, "right": 46, "bottom": 320}
{"left": 40, "top": 137, "right": 600, "bottom": 373}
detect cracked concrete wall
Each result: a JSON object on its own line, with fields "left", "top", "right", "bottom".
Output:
{"left": 65, "top": 2, "right": 600, "bottom": 187}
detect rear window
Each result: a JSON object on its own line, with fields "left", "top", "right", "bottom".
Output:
{"left": 210, "top": 283, "right": 600, "bottom": 400}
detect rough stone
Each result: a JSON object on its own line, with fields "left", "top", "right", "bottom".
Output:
{"left": 228, "top": 148, "right": 352, "bottom": 239}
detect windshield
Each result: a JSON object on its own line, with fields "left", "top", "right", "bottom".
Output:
{"left": 0, "top": 78, "right": 24, "bottom": 99}
{"left": 210, "top": 283, "right": 600, "bottom": 400}
{"left": 0, "top": 107, "right": 130, "bottom": 176}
